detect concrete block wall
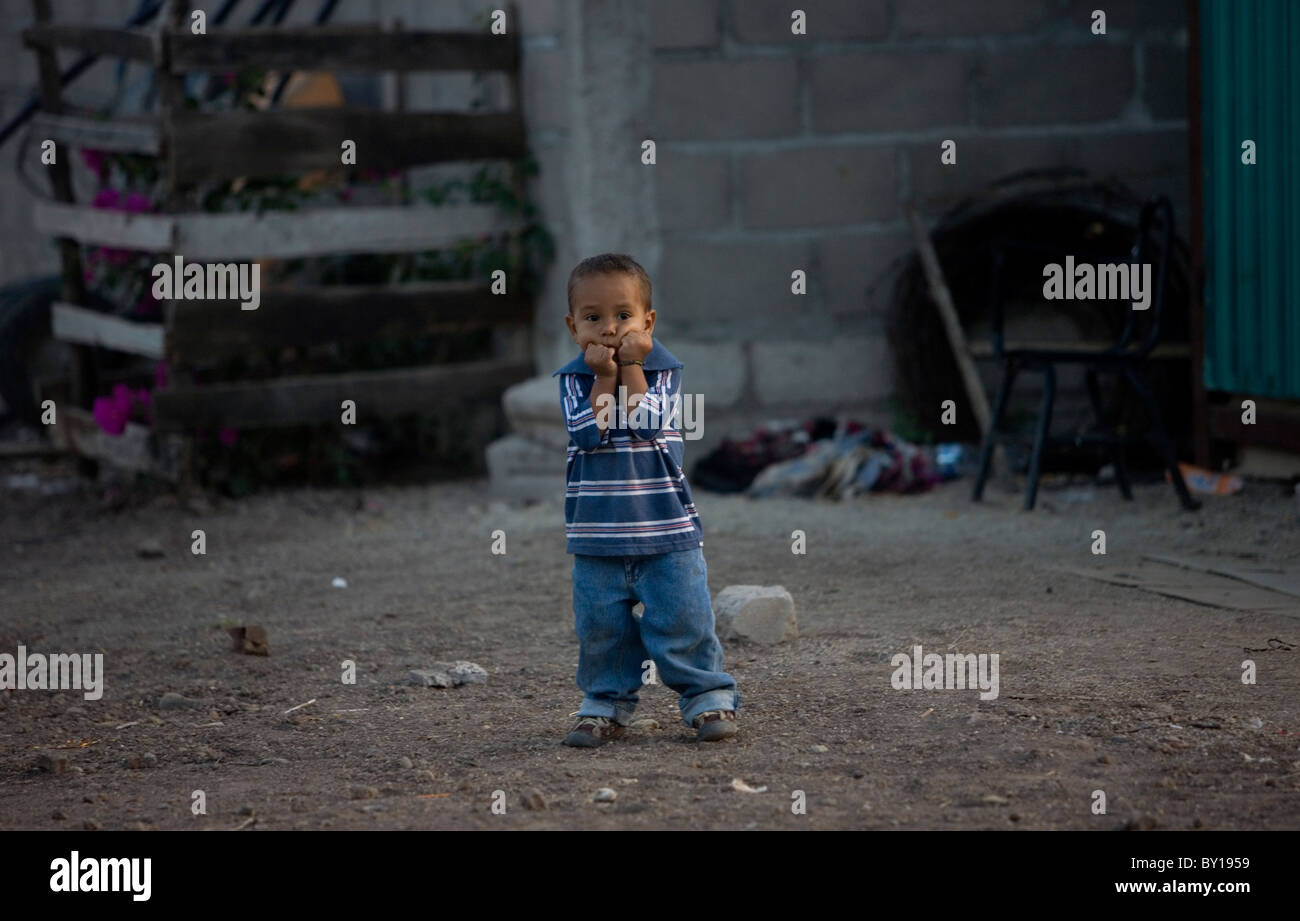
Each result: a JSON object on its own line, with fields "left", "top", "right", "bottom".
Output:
{"left": 641, "top": 0, "right": 1190, "bottom": 458}
{"left": 0, "top": 0, "right": 1191, "bottom": 466}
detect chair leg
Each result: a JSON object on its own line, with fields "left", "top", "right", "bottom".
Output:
{"left": 1085, "top": 368, "right": 1132, "bottom": 500}
{"left": 1024, "top": 364, "right": 1055, "bottom": 510}
{"left": 1124, "top": 366, "right": 1201, "bottom": 511}
{"left": 973, "top": 360, "right": 1018, "bottom": 502}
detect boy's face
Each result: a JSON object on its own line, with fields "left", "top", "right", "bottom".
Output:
{"left": 566, "top": 272, "right": 655, "bottom": 352}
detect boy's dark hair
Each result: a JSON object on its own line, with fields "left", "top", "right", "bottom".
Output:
{"left": 566, "top": 253, "right": 652, "bottom": 315}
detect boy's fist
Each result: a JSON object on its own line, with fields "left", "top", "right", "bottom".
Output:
{"left": 584, "top": 341, "right": 618, "bottom": 378}
{"left": 617, "top": 330, "right": 653, "bottom": 363}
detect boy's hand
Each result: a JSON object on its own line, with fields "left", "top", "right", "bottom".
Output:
{"left": 616, "top": 330, "right": 653, "bottom": 363}
{"left": 583, "top": 341, "right": 618, "bottom": 378}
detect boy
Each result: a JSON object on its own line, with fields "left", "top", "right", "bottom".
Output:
{"left": 553, "top": 253, "right": 740, "bottom": 746}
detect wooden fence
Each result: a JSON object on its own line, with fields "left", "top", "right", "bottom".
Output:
{"left": 23, "top": 0, "right": 535, "bottom": 486}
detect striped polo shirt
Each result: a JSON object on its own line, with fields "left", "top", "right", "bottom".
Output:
{"left": 552, "top": 339, "right": 704, "bottom": 556}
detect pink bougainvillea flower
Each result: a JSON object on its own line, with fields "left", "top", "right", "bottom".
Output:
{"left": 218, "top": 427, "right": 239, "bottom": 447}
{"left": 83, "top": 266, "right": 95, "bottom": 284}
{"left": 122, "top": 192, "right": 152, "bottom": 213}
{"left": 103, "top": 247, "right": 132, "bottom": 266}
{"left": 153, "top": 360, "right": 169, "bottom": 389}
{"left": 80, "top": 148, "right": 106, "bottom": 177}
{"left": 92, "top": 188, "right": 120, "bottom": 210}
{"left": 92, "top": 383, "right": 134, "bottom": 436}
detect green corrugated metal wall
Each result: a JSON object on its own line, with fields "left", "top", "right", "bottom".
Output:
{"left": 1201, "top": 0, "right": 1300, "bottom": 399}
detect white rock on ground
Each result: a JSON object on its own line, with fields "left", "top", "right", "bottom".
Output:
{"left": 408, "top": 661, "right": 488, "bottom": 688}
{"left": 713, "top": 585, "right": 797, "bottom": 644}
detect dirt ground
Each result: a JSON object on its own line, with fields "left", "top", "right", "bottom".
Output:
{"left": 1, "top": 462, "right": 1297, "bottom": 830}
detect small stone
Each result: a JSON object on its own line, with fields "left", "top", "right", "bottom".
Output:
{"left": 409, "top": 660, "right": 487, "bottom": 687}
{"left": 158, "top": 691, "right": 203, "bottom": 710}
{"left": 227, "top": 625, "right": 269, "bottom": 656}
{"left": 1097, "top": 754, "right": 1111, "bottom": 764}
{"left": 810, "top": 744, "right": 829, "bottom": 753}
{"left": 52, "top": 810, "right": 66, "bottom": 820}
{"left": 136, "top": 538, "right": 165, "bottom": 558}
{"left": 36, "top": 753, "right": 68, "bottom": 774}
{"left": 83, "top": 818, "right": 101, "bottom": 830}
{"left": 522, "top": 790, "right": 547, "bottom": 811}
{"left": 408, "top": 668, "right": 453, "bottom": 688}
{"left": 238, "top": 805, "right": 255, "bottom": 816}
{"left": 350, "top": 786, "right": 379, "bottom": 800}
{"left": 594, "top": 787, "right": 618, "bottom": 803}
{"left": 396, "top": 756, "right": 413, "bottom": 770}
{"left": 713, "top": 585, "right": 797, "bottom": 644}
{"left": 629, "top": 718, "right": 659, "bottom": 731}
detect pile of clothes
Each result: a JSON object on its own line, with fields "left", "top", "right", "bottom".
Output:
{"left": 691, "top": 416, "right": 959, "bottom": 500}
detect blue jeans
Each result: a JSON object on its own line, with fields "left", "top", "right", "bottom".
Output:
{"left": 572, "top": 546, "right": 740, "bottom": 728}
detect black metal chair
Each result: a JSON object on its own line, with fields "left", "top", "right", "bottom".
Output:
{"left": 971, "top": 195, "right": 1200, "bottom": 511}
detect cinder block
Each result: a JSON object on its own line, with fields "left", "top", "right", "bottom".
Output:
{"left": 739, "top": 144, "right": 898, "bottom": 229}
{"left": 811, "top": 48, "right": 973, "bottom": 134}
{"left": 752, "top": 336, "right": 895, "bottom": 406}
{"left": 731, "top": 0, "right": 887, "bottom": 44}
{"left": 656, "top": 237, "right": 828, "bottom": 339}
{"left": 515, "top": 0, "right": 563, "bottom": 34}
{"left": 974, "top": 45, "right": 1135, "bottom": 127}
{"left": 1068, "top": 128, "right": 1188, "bottom": 181}
{"left": 1142, "top": 43, "right": 1187, "bottom": 120}
{"left": 713, "top": 585, "right": 797, "bottom": 644}
{"left": 502, "top": 375, "right": 573, "bottom": 452}
{"left": 486, "top": 433, "right": 566, "bottom": 481}
{"left": 907, "top": 134, "right": 1074, "bottom": 210}
{"left": 663, "top": 339, "right": 745, "bottom": 411}
{"left": 817, "top": 229, "right": 917, "bottom": 327}
{"left": 896, "top": 0, "right": 1054, "bottom": 37}
{"left": 650, "top": 0, "right": 720, "bottom": 49}
{"left": 653, "top": 57, "right": 799, "bottom": 141}
{"left": 654, "top": 151, "right": 729, "bottom": 231}
{"left": 522, "top": 49, "right": 568, "bottom": 132}
{"left": 1064, "top": 0, "right": 1187, "bottom": 35}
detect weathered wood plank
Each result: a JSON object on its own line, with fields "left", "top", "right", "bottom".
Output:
{"left": 30, "top": 113, "right": 161, "bottom": 155}
{"left": 32, "top": 200, "right": 521, "bottom": 259}
{"left": 166, "top": 282, "right": 531, "bottom": 363}
{"left": 32, "top": 200, "right": 174, "bottom": 251}
{"left": 168, "top": 25, "right": 518, "bottom": 73}
{"left": 152, "top": 358, "right": 533, "bottom": 431}
{"left": 52, "top": 302, "right": 165, "bottom": 359}
{"left": 169, "top": 108, "right": 525, "bottom": 183}
{"left": 21, "top": 24, "right": 154, "bottom": 60}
